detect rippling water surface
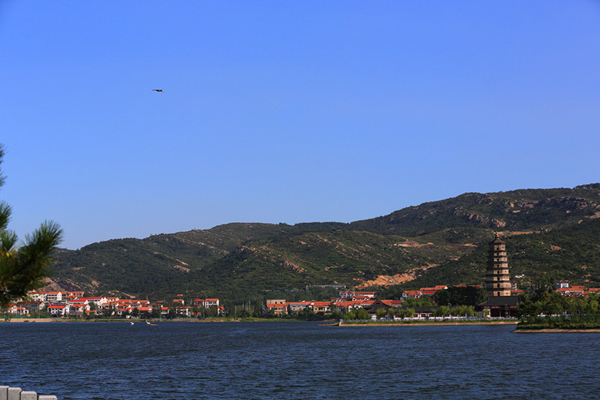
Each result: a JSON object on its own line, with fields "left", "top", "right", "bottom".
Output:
{"left": 1, "top": 322, "right": 598, "bottom": 399}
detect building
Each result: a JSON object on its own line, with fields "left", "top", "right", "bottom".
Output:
{"left": 46, "top": 292, "right": 64, "bottom": 302}
{"left": 338, "top": 291, "right": 376, "bottom": 300}
{"left": 192, "top": 298, "right": 221, "bottom": 308}
{"left": 480, "top": 296, "right": 519, "bottom": 318}
{"left": 480, "top": 235, "right": 520, "bottom": 317}
{"left": 288, "top": 302, "right": 308, "bottom": 313}
{"left": 306, "top": 301, "right": 331, "bottom": 313}
{"left": 485, "top": 235, "right": 512, "bottom": 297}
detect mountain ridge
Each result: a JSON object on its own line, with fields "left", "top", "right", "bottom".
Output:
{"left": 49, "top": 184, "right": 600, "bottom": 300}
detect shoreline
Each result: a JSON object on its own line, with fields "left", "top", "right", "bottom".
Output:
{"left": 338, "top": 321, "right": 518, "bottom": 327}
{"left": 1, "top": 318, "right": 62, "bottom": 323}
{"left": 0, "top": 318, "right": 219, "bottom": 323}
{"left": 2, "top": 318, "right": 519, "bottom": 326}
{"left": 0, "top": 317, "right": 299, "bottom": 323}
{"left": 514, "top": 328, "right": 600, "bottom": 333}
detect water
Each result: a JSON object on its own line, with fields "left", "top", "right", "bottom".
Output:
{"left": 1, "top": 321, "right": 599, "bottom": 399}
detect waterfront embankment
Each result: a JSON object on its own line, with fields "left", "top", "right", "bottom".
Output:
{"left": 339, "top": 320, "right": 518, "bottom": 327}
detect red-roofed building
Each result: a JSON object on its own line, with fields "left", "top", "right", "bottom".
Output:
{"left": 265, "top": 299, "right": 287, "bottom": 315}
{"left": 420, "top": 288, "right": 438, "bottom": 296}
{"left": 557, "top": 286, "right": 586, "bottom": 297}
{"left": 307, "top": 301, "right": 331, "bottom": 313}
{"left": 82, "top": 297, "right": 108, "bottom": 307}
{"left": 192, "top": 298, "right": 221, "bottom": 309}
{"left": 205, "top": 299, "right": 220, "bottom": 307}
{"left": 403, "top": 290, "right": 423, "bottom": 299}
{"left": 381, "top": 300, "right": 403, "bottom": 307}
{"left": 22, "top": 301, "right": 43, "bottom": 314}
{"left": 176, "top": 307, "right": 191, "bottom": 317}
{"left": 28, "top": 291, "right": 45, "bottom": 302}
{"left": 339, "top": 291, "right": 376, "bottom": 300}
{"left": 69, "top": 304, "right": 88, "bottom": 317}
{"left": 48, "top": 304, "right": 69, "bottom": 316}
{"left": 16, "top": 306, "right": 30, "bottom": 316}
{"left": 266, "top": 303, "right": 288, "bottom": 316}
{"left": 66, "top": 291, "right": 85, "bottom": 300}
{"left": 46, "top": 292, "right": 65, "bottom": 302}
{"left": 4, "top": 304, "right": 30, "bottom": 316}
{"left": 68, "top": 299, "right": 88, "bottom": 307}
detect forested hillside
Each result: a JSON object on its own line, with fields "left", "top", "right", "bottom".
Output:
{"left": 50, "top": 184, "right": 600, "bottom": 300}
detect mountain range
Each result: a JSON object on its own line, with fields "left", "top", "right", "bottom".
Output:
{"left": 49, "top": 183, "right": 600, "bottom": 301}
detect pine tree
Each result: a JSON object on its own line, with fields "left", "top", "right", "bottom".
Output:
{"left": 0, "top": 145, "right": 63, "bottom": 306}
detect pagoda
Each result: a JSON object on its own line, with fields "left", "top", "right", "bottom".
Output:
{"left": 485, "top": 235, "right": 512, "bottom": 297}
{"left": 480, "top": 234, "right": 519, "bottom": 317}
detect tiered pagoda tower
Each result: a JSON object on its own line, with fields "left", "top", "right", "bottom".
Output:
{"left": 485, "top": 235, "right": 512, "bottom": 297}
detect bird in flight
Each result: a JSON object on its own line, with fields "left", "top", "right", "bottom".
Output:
{"left": 152, "top": 89, "right": 163, "bottom": 93}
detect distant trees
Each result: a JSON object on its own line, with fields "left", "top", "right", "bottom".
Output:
{"left": 516, "top": 293, "right": 600, "bottom": 330}
{"left": 344, "top": 307, "right": 370, "bottom": 321}
{"left": 375, "top": 285, "right": 404, "bottom": 300}
{"left": 433, "top": 286, "right": 487, "bottom": 307}
{"left": 526, "top": 273, "right": 559, "bottom": 298}
{"left": 395, "top": 308, "right": 415, "bottom": 319}
{"left": 402, "top": 297, "right": 433, "bottom": 308}
{"left": 376, "top": 307, "right": 388, "bottom": 319}
{"left": 515, "top": 291, "right": 600, "bottom": 320}
{"left": 0, "top": 145, "right": 63, "bottom": 307}
{"left": 297, "top": 307, "right": 316, "bottom": 320}
{"left": 433, "top": 306, "right": 450, "bottom": 317}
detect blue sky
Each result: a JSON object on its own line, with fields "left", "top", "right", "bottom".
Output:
{"left": 1, "top": 1, "right": 600, "bottom": 250}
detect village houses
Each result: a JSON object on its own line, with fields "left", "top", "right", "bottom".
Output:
{"left": 2, "top": 291, "right": 223, "bottom": 319}
{"left": 3, "top": 278, "right": 600, "bottom": 320}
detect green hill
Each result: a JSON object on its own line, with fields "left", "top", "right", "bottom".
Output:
{"left": 50, "top": 184, "right": 600, "bottom": 300}
{"left": 351, "top": 184, "right": 600, "bottom": 236}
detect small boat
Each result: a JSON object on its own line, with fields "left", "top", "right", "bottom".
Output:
{"left": 130, "top": 322, "right": 134, "bottom": 326}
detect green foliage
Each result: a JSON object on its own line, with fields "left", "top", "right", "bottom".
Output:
{"left": 433, "top": 286, "right": 487, "bottom": 307}
{"left": 517, "top": 313, "right": 600, "bottom": 330}
{"left": 376, "top": 307, "right": 388, "bottom": 319}
{"left": 434, "top": 306, "right": 450, "bottom": 317}
{"left": 402, "top": 297, "right": 434, "bottom": 307}
{"left": 396, "top": 308, "right": 415, "bottom": 319}
{"left": 344, "top": 307, "right": 370, "bottom": 321}
{"left": 525, "top": 273, "right": 559, "bottom": 298}
{"left": 297, "top": 307, "right": 316, "bottom": 320}
{"left": 516, "top": 293, "right": 600, "bottom": 322}
{"left": 375, "top": 285, "right": 404, "bottom": 300}
{"left": 450, "top": 305, "right": 474, "bottom": 316}
{"left": 0, "top": 145, "right": 63, "bottom": 306}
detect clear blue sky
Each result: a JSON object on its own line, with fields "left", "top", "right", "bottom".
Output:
{"left": 1, "top": 1, "right": 599, "bottom": 250}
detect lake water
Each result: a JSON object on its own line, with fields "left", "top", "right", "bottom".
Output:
{"left": 1, "top": 321, "right": 599, "bottom": 399}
